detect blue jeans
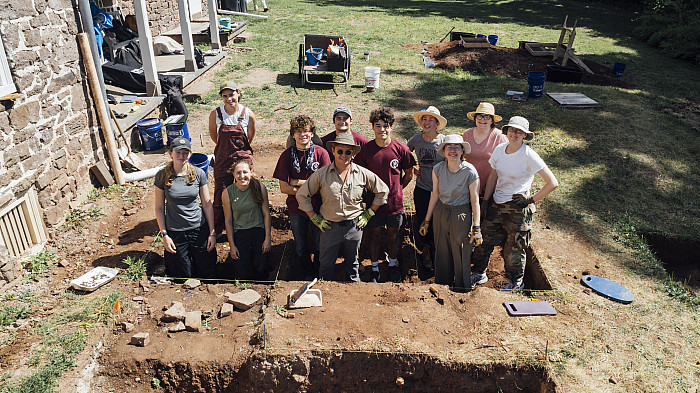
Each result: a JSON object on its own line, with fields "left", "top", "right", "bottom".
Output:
{"left": 289, "top": 214, "right": 320, "bottom": 278}
{"left": 319, "top": 221, "right": 362, "bottom": 282}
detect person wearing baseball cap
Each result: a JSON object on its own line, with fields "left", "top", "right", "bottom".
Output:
{"left": 471, "top": 116, "right": 558, "bottom": 290}
{"left": 320, "top": 106, "right": 370, "bottom": 153}
{"left": 296, "top": 132, "right": 389, "bottom": 282}
{"left": 154, "top": 137, "right": 216, "bottom": 281}
{"left": 208, "top": 81, "right": 258, "bottom": 236}
{"left": 419, "top": 134, "right": 481, "bottom": 292}
{"left": 407, "top": 105, "right": 447, "bottom": 271}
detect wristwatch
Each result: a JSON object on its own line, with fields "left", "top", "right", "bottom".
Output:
{"left": 160, "top": 230, "right": 168, "bottom": 237}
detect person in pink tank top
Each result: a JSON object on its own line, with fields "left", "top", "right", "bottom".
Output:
{"left": 462, "top": 102, "right": 507, "bottom": 197}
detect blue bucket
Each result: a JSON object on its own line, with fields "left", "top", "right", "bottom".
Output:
{"left": 476, "top": 34, "right": 486, "bottom": 38}
{"left": 189, "top": 153, "right": 209, "bottom": 176}
{"left": 136, "top": 118, "right": 163, "bottom": 151}
{"left": 166, "top": 122, "right": 190, "bottom": 146}
{"left": 612, "top": 62, "right": 626, "bottom": 76}
{"left": 527, "top": 71, "right": 546, "bottom": 98}
{"left": 305, "top": 48, "right": 324, "bottom": 66}
{"left": 488, "top": 34, "right": 498, "bottom": 45}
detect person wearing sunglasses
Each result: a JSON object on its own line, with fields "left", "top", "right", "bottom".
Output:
{"left": 273, "top": 115, "right": 331, "bottom": 280}
{"left": 296, "top": 133, "right": 389, "bottom": 282}
{"left": 354, "top": 107, "right": 416, "bottom": 283}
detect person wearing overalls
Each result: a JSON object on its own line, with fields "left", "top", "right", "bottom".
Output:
{"left": 208, "top": 81, "right": 258, "bottom": 236}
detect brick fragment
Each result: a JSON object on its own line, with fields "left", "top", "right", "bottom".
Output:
{"left": 130, "top": 332, "right": 149, "bottom": 347}
{"left": 220, "top": 303, "right": 233, "bottom": 318}
{"left": 185, "top": 311, "right": 201, "bottom": 332}
{"left": 161, "top": 301, "right": 186, "bottom": 322}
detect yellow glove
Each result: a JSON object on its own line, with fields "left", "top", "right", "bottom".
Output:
{"left": 310, "top": 213, "right": 331, "bottom": 232}
{"left": 419, "top": 220, "right": 430, "bottom": 237}
{"left": 356, "top": 209, "right": 375, "bottom": 228}
{"left": 469, "top": 227, "right": 483, "bottom": 246}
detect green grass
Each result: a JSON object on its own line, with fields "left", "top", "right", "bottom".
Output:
{"left": 0, "top": 305, "right": 31, "bottom": 327}
{"left": 65, "top": 206, "right": 106, "bottom": 231}
{"left": 121, "top": 255, "right": 147, "bottom": 281}
{"left": 22, "top": 251, "right": 57, "bottom": 282}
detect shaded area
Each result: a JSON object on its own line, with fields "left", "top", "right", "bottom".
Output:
{"left": 642, "top": 232, "right": 700, "bottom": 295}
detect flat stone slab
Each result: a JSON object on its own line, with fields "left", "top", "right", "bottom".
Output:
{"left": 161, "top": 301, "right": 186, "bottom": 322}
{"left": 121, "top": 321, "right": 135, "bottom": 333}
{"left": 183, "top": 279, "right": 201, "bottom": 289}
{"left": 227, "top": 289, "right": 261, "bottom": 311}
{"left": 220, "top": 302, "right": 233, "bottom": 318}
{"left": 130, "top": 332, "right": 150, "bottom": 347}
{"left": 168, "top": 321, "right": 186, "bottom": 332}
{"left": 185, "top": 311, "right": 202, "bottom": 332}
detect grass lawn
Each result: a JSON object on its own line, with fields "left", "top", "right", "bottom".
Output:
{"left": 204, "top": 0, "right": 700, "bottom": 391}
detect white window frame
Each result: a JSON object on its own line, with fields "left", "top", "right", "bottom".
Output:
{"left": 0, "top": 34, "right": 17, "bottom": 97}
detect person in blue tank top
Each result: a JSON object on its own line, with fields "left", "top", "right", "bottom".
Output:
{"left": 222, "top": 159, "right": 271, "bottom": 280}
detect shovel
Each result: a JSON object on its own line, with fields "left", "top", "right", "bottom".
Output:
{"left": 109, "top": 108, "right": 144, "bottom": 170}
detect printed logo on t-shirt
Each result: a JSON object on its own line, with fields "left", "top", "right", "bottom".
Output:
{"left": 390, "top": 159, "right": 399, "bottom": 169}
{"left": 311, "top": 162, "right": 320, "bottom": 171}
{"left": 419, "top": 148, "right": 436, "bottom": 166}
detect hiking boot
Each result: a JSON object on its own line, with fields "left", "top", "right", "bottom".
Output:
{"left": 420, "top": 247, "right": 433, "bottom": 270}
{"left": 470, "top": 273, "right": 488, "bottom": 286}
{"left": 388, "top": 266, "right": 401, "bottom": 283}
{"left": 371, "top": 270, "right": 381, "bottom": 283}
{"left": 502, "top": 280, "right": 523, "bottom": 291}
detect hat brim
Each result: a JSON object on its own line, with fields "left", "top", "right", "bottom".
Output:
{"left": 467, "top": 111, "right": 503, "bottom": 123}
{"left": 437, "top": 141, "right": 471, "bottom": 157}
{"left": 413, "top": 111, "right": 447, "bottom": 130}
{"left": 327, "top": 141, "right": 361, "bottom": 155}
{"left": 171, "top": 144, "right": 192, "bottom": 151}
{"left": 502, "top": 125, "right": 534, "bottom": 140}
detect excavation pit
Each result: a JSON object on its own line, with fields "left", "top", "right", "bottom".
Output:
{"left": 642, "top": 232, "right": 700, "bottom": 294}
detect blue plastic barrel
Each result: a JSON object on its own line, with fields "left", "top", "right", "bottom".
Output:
{"left": 476, "top": 34, "right": 486, "bottom": 38}
{"left": 488, "top": 34, "right": 498, "bottom": 45}
{"left": 612, "top": 62, "right": 626, "bottom": 76}
{"left": 305, "top": 48, "right": 324, "bottom": 65}
{"left": 189, "top": 153, "right": 209, "bottom": 176}
{"left": 136, "top": 118, "right": 163, "bottom": 151}
{"left": 527, "top": 71, "right": 546, "bottom": 98}
{"left": 166, "top": 122, "right": 190, "bottom": 147}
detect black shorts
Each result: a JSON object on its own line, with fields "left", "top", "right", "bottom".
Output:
{"left": 366, "top": 212, "right": 405, "bottom": 229}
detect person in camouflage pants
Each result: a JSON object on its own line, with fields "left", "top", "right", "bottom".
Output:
{"left": 471, "top": 201, "right": 534, "bottom": 287}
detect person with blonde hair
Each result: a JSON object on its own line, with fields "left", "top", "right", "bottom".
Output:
{"left": 222, "top": 159, "right": 271, "bottom": 280}
{"left": 155, "top": 137, "right": 216, "bottom": 280}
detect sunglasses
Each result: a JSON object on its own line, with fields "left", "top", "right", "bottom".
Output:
{"left": 335, "top": 149, "right": 354, "bottom": 156}
{"left": 475, "top": 114, "right": 492, "bottom": 120}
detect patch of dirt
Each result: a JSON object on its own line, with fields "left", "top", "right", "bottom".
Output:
{"left": 661, "top": 100, "right": 700, "bottom": 132}
{"left": 240, "top": 68, "right": 281, "bottom": 88}
{"left": 409, "top": 41, "right": 634, "bottom": 89}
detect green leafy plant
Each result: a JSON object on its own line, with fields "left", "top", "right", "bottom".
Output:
{"left": 65, "top": 206, "right": 105, "bottom": 231}
{"left": 152, "top": 377, "right": 161, "bottom": 388}
{"left": 122, "top": 256, "right": 146, "bottom": 281}
{"left": 22, "top": 251, "right": 57, "bottom": 282}
{"left": 0, "top": 305, "right": 31, "bottom": 327}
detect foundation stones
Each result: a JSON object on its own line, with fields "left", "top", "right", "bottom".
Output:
{"left": 183, "top": 279, "right": 201, "bottom": 289}
{"left": 185, "top": 311, "right": 202, "bottom": 332}
{"left": 130, "top": 332, "right": 150, "bottom": 347}
{"left": 161, "top": 301, "right": 186, "bottom": 322}
{"left": 227, "top": 289, "right": 261, "bottom": 311}
{"left": 121, "top": 322, "right": 135, "bottom": 333}
{"left": 220, "top": 302, "right": 233, "bottom": 318}
{"left": 168, "top": 322, "right": 186, "bottom": 333}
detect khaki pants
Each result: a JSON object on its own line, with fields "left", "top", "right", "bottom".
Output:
{"left": 432, "top": 200, "right": 473, "bottom": 290}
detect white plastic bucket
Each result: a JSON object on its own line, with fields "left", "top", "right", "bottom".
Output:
{"left": 364, "top": 66, "right": 380, "bottom": 90}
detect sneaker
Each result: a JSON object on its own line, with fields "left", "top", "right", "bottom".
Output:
{"left": 502, "top": 280, "right": 523, "bottom": 291}
{"left": 471, "top": 273, "right": 488, "bottom": 286}
{"left": 388, "top": 266, "right": 401, "bottom": 283}
{"left": 371, "top": 270, "right": 381, "bottom": 283}
{"left": 263, "top": 7, "right": 269, "bottom": 12}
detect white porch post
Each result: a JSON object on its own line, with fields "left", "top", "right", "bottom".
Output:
{"left": 178, "top": 0, "right": 197, "bottom": 72}
{"left": 208, "top": 0, "right": 221, "bottom": 50}
{"left": 133, "top": 0, "right": 161, "bottom": 96}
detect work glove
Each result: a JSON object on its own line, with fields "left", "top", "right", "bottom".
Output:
{"left": 512, "top": 193, "right": 535, "bottom": 209}
{"left": 419, "top": 220, "right": 430, "bottom": 237}
{"left": 310, "top": 213, "right": 331, "bottom": 232}
{"left": 356, "top": 209, "right": 375, "bottom": 228}
{"left": 469, "top": 227, "right": 483, "bottom": 246}
{"left": 516, "top": 230, "right": 531, "bottom": 249}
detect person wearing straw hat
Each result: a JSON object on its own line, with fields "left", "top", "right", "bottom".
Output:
{"left": 420, "top": 134, "right": 482, "bottom": 291}
{"left": 472, "top": 116, "right": 558, "bottom": 290}
{"left": 320, "top": 106, "right": 370, "bottom": 153}
{"left": 296, "top": 133, "right": 389, "bottom": 282}
{"left": 407, "top": 106, "right": 447, "bottom": 271}
{"left": 208, "top": 81, "right": 258, "bottom": 237}
{"left": 354, "top": 107, "right": 416, "bottom": 283}
{"left": 273, "top": 115, "right": 331, "bottom": 280}
{"left": 155, "top": 137, "right": 216, "bottom": 282}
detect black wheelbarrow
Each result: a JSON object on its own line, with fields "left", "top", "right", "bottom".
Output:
{"left": 297, "top": 34, "right": 350, "bottom": 87}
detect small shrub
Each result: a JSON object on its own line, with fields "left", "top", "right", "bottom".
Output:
{"left": 0, "top": 305, "right": 31, "bottom": 327}
{"left": 23, "top": 251, "right": 57, "bottom": 281}
{"left": 122, "top": 256, "right": 146, "bottom": 281}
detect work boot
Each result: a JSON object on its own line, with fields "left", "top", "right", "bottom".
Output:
{"left": 371, "top": 270, "right": 380, "bottom": 283}
{"left": 388, "top": 266, "right": 401, "bottom": 283}
{"left": 420, "top": 246, "right": 433, "bottom": 270}
{"left": 470, "top": 273, "right": 488, "bottom": 286}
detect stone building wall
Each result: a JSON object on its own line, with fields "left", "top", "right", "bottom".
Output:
{"left": 0, "top": 0, "right": 106, "bottom": 284}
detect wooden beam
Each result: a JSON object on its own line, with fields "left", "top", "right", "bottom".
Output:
{"left": 177, "top": 0, "right": 197, "bottom": 72}
{"left": 133, "top": 0, "right": 161, "bottom": 96}
{"left": 208, "top": 0, "right": 221, "bottom": 49}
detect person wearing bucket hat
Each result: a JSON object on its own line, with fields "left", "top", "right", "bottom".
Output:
{"left": 155, "top": 137, "right": 216, "bottom": 281}
{"left": 209, "top": 80, "right": 258, "bottom": 236}
{"left": 355, "top": 107, "right": 416, "bottom": 283}
{"left": 420, "top": 134, "right": 481, "bottom": 291}
{"left": 463, "top": 102, "right": 507, "bottom": 196}
{"left": 471, "top": 116, "right": 558, "bottom": 290}
{"left": 407, "top": 106, "right": 447, "bottom": 271}
{"left": 273, "top": 115, "right": 331, "bottom": 280}
{"left": 296, "top": 132, "right": 389, "bottom": 282}
{"left": 320, "top": 106, "right": 370, "bottom": 154}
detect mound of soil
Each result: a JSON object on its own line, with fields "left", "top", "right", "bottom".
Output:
{"left": 416, "top": 41, "right": 633, "bottom": 89}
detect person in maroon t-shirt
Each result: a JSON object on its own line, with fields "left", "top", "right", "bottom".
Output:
{"left": 320, "top": 107, "right": 370, "bottom": 153}
{"left": 355, "top": 107, "right": 416, "bottom": 283}
{"left": 273, "top": 115, "right": 331, "bottom": 280}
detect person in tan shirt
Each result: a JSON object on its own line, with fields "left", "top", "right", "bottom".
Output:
{"left": 297, "top": 133, "right": 389, "bottom": 281}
